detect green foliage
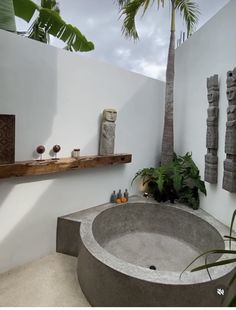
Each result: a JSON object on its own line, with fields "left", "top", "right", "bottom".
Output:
{"left": 117, "top": 0, "right": 200, "bottom": 40}
{"left": 180, "top": 249, "right": 236, "bottom": 277}
{"left": 13, "top": 0, "right": 39, "bottom": 23}
{"left": 181, "top": 209, "right": 236, "bottom": 306}
{"left": 132, "top": 152, "right": 206, "bottom": 209}
{"left": 229, "top": 209, "right": 236, "bottom": 249}
{"left": 0, "top": 0, "right": 16, "bottom": 32}
{"left": 0, "top": 0, "right": 94, "bottom": 52}
{"left": 175, "top": 0, "right": 200, "bottom": 37}
{"left": 27, "top": 6, "right": 94, "bottom": 51}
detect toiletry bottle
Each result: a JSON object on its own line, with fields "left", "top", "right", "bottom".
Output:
{"left": 117, "top": 189, "right": 122, "bottom": 199}
{"left": 124, "top": 189, "right": 129, "bottom": 201}
{"left": 110, "top": 190, "right": 116, "bottom": 203}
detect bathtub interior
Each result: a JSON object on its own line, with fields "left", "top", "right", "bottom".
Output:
{"left": 92, "top": 203, "right": 225, "bottom": 272}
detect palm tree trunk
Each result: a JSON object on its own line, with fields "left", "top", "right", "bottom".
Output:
{"left": 161, "top": 0, "right": 175, "bottom": 165}
{"left": 0, "top": 0, "right": 16, "bottom": 32}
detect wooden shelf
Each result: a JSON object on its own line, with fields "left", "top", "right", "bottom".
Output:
{"left": 0, "top": 153, "right": 132, "bottom": 179}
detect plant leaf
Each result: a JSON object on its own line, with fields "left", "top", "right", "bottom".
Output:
{"left": 172, "top": 166, "right": 182, "bottom": 192}
{"left": 224, "top": 235, "right": 236, "bottom": 242}
{"left": 41, "top": 0, "right": 57, "bottom": 10}
{"left": 0, "top": 0, "right": 16, "bottom": 32}
{"left": 191, "top": 258, "right": 236, "bottom": 272}
{"left": 156, "top": 168, "right": 165, "bottom": 192}
{"left": 175, "top": 0, "right": 200, "bottom": 37}
{"left": 229, "top": 270, "right": 236, "bottom": 286}
{"left": 29, "top": 8, "right": 94, "bottom": 52}
{"left": 180, "top": 249, "right": 236, "bottom": 279}
{"left": 131, "top": 168, "right": 154, "bottom": 185}
{"left": 229, "top": 209, "right": 236, "bottom": 250}
{"left": 13, "top": 0, "right": 39, "bottom": 22}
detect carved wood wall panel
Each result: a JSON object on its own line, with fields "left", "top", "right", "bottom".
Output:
{"left": 204, "top": 75, "right": 219, "bottom": 184}
{"left": 0, "top": 114, "right": 15, "bottom": 164}
{"left": 223, "top": 68, "right": 236, "bottom": 192}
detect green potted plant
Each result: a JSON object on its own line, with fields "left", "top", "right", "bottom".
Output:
{"left": 132, "top": 152, "right": 206, "bottom": 209}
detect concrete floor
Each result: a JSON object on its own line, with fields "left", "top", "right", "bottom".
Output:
{"left": 0, "top": 253, "right": 90, "bottom": 307}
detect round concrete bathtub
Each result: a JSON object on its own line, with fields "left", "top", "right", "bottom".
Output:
{"left": 77, "top": 200, "right": 236, "bottom": 306}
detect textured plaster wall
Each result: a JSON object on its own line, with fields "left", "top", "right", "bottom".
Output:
{"left": 175, "top": 0, "right": 236, "bottom": 229}
{"left": 0, "top": 30, "right": 165, "bottom": 273}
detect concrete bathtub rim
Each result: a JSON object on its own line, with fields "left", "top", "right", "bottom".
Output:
{"left": 79, "top": 199, "right": 236, "bottom": 286}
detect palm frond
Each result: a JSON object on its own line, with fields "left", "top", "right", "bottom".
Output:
{"left": 117, "top": 0, "right": 164, "bottom": 9}
{"left": 117, "top": 0, "right": 131, "bottom": 8}
{"left": 120, "top": 0, "right": 157, "bottom": 40}
{"left": 175, "top": 0, "right": 200, "bottom": 37}
{"left": 157, "top": 0, "right": 165, "bottom": 9}
{"left": 120, "top": 0, "right": 146, "bottom": 40}
{"left": 0, "top": 0, "right": 16, "bottom": 32}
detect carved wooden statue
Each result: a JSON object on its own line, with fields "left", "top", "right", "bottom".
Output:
{"left": 99, "top": 109, "right": 117, "bottom": 155}
{"left": 204, "top": 74, "right": 219, "bottom": 184}
{"left": 223, "top": 68, "right": 236, "bottom": 192}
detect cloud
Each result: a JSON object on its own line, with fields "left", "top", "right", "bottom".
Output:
{"left": 15, "top": 0, "right": 230, "bottom": 81}
{"left": 138, "top": 24, "right": 156, "bottom": 38}
{"left": 115, "top": 48, "right": 131, "bottom": 59}
{"left": 86, "top": 17, "right": 95, "bottom": 27}
{"left": 131, "top": 59, "right": 166, "bottom": 80}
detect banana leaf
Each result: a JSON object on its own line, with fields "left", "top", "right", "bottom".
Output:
{"left": 12, "top": 0, "right": 94, "bottom": 52}
{"left": 0, "top": 0, "right": 16, "bottom": 32}
{"left": 13, "top": 0, "right": 39, "bottom": 22}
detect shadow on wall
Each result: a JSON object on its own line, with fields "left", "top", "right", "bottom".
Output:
{"left": 0, "top": 34, "right": 59, "bottom": 206}
{"left": 0, "top": 33, "right": 58, "bottom": 160}
{"left": 82, "top": 78, "right": 164, "bottom": 168}
{"left": 115, "top": 78, "right": 164, "bottom": 168}
{"left": 0, "top": 166, "right": 129, "bottom": 273}
{"left": 0, "top": 32, "right": 165, "bottom": 272}
{"left": 0, "top": 76, "right": 165, "bottom": 273}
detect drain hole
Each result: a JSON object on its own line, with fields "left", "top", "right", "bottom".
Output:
{"left": 149, "top": 265, "right": 157, "bottom": 270}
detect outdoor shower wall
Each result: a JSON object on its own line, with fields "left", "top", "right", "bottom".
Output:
{"left": 0, "top": 29, "right": 165, "bottom": 273}
{"left": 175, "top": 0, "right": 236, "bottom": 228}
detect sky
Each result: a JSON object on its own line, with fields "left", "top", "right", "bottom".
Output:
{"left": 16, "top": 0, "right": 230, "bottom": 81}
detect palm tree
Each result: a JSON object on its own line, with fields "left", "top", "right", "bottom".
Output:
{"left": 117, "top": 0, "right": 199, "bottom": 164}
{"left": 0, "top": 0, "right": 94, "bottom": 52}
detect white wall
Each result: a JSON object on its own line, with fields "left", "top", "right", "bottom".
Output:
{"left": 175, "top": 0, "right": 236, "bottom": 229}
{"left": 0, "top": 30, "right": 165, "bottom": 273}
{"left": 2, "top": 0, "right": 234, "bottom": 274}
